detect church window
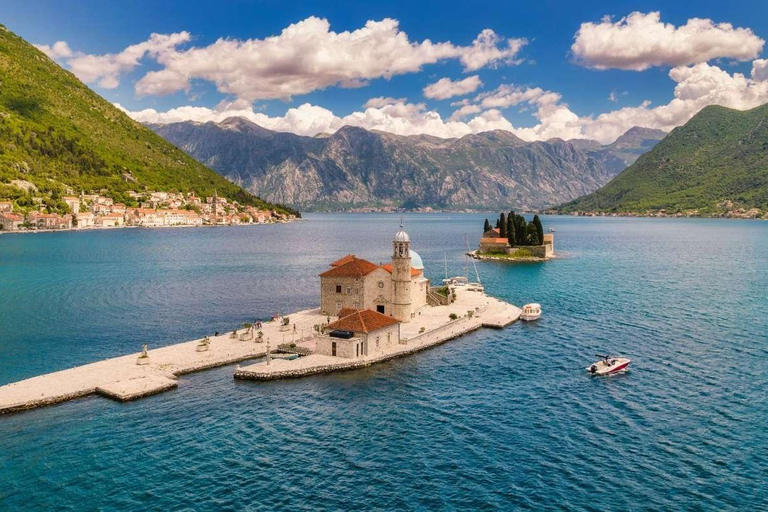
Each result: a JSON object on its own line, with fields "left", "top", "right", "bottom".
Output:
{"left": 336, "top": 285, "right": 342, "bottom": 293}
{"left": 346, "top": 287, "right": 351, "bottom": 294}
{"left": 353, "top": 288, "right": 358, "bottom": 295}
{"left": 378, "top": 281, "right": 384, "bottom": 289}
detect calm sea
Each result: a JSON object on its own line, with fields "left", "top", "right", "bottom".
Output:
{"left": 1, "top": 214, "right": 767, "bottom": 510}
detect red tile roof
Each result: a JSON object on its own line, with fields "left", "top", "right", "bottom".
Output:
{"left": 380, "top": 263, "right": 420, "bottom": 277}
{"left": 327, "top": 309, "right": 400, "bottom": 333}
{"left": 330, "top": 254, "right": 356, "bottom": 267}
{"left": 320, "top": 256, "right": 381, "bottom": 277}
{"left": 480, "top": 237, "right": 509, "bottom": 245}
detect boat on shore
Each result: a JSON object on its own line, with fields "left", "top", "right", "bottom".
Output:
{"left": 520, "top": 303, "right": 541, "bottom": 321}
{"left": 586, "top": 354, "right": 631, "bottom": 376}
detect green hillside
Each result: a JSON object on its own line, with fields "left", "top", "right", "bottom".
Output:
{"left": 559, "top": 103, "right": 768, "bottom": 215}
{"left": 0, "top": 24, "right": 297, "bottom": 216}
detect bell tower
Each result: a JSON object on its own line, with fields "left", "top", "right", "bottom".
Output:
{"left": 391, "top": 221, "right": 412, "bottom": 323}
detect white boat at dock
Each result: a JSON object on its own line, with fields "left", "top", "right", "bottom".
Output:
{"left": 520, "top": 303, "right": 541, "bottom": 321}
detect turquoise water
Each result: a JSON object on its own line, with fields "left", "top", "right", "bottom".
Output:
{"left": 1, "top": 214, "right": 767, "bottom": 510}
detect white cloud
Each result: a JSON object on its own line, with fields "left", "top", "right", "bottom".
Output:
{"left": 35, "top": 41, "right": 73, "bottom": 59}
{"left": 423, "top": 75, "right": 483, "bottom": 100}
{"left": 460, "top": 29, "right": 527, "bottom": 71}
{"left": 572, "top": 11, "right": 764, "bottom": 71}
{"left": 752, "top": 59, "right": 768, "bottom": 82}
{"left": 120, "top": 61, "right": 768, "bottom": 145}
{"left": 363, "top": 97, "right": 407, "bottom": 108}
{"left": 56, "top": 18, "right": 524, "bottom": 100}
{"left": 38, "top": 32, "right": 191, "bottom": 89}
{"left": 449, "top": 104, "right": 482, "bottom": 121}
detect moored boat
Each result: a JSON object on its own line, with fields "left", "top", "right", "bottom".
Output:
{"left": 520, "top": 303, "right": 541, "bottom": 321}
{"left": 586, "top": 354, "right": 631, "bottom": 376}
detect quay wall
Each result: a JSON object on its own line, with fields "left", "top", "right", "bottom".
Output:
{"left": 236, "top": 315, "right": 481, "bottom": 381}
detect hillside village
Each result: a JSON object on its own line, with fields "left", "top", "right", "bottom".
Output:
{"left": 0, "top": 190, "right": 295, "bottom": 233}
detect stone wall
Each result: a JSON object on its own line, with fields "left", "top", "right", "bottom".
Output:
{"left": 320, "top": 276, "right": 365, "bottom": 315}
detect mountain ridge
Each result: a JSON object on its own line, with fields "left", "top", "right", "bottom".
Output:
{"left": 558, "top": 103, "right": 768, "bottom": 215}
{"left": 149, "top": 117, "right": 665, "bottom": 211}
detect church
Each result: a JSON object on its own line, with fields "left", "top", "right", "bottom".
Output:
{"left": 319, "top": 224, "right": 429, "bottom": 323}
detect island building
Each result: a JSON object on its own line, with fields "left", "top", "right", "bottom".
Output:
{"left": 315, "top": 308, "right": 401, "bottom": 358}
{"left": 479, "top": 227, "right": 554, "bottom": 258}
{"left": 319, "top": 224, "right": 429, "bottom": 322}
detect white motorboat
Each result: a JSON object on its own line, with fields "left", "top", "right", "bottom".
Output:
{"left": 520, "top": 303, "right": 541, "bottom": 321}
{"left": 586, "top": 354, "right": 631, "bottom": 376}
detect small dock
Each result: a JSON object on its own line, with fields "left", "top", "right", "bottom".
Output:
{"left": 0, "top": 290, "right": 520, "bottom": 414}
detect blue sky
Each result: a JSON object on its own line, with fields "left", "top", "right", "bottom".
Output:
{"left": 3, "top": 0, "right": 768, "bottom": 143}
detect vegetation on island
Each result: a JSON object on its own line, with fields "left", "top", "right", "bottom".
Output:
{"left": 484, "top": 212, "right": 545, "bottom": 246}
{"left": 0, "top": 24, "right": 299, "bottom": 217}
{"left": 558, "top": 103, "right": 768, "bottom": 217}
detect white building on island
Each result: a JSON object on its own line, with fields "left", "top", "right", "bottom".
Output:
{"left": 319, "top": 224, "right": 429, "bottom": 323}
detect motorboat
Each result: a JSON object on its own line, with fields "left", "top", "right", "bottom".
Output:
{"left": 549, "top": 228, "right": 555, "bottom": 233}
{"left": 586, "top": 354, "right": 631, "bottom": 376}
{"left": 520, "top": 303, "right": 541, "bottom": 321}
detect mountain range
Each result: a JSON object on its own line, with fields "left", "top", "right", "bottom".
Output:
{"left": 0, "top": 24, "right": 296, "bottom": 216}
{"left": 559, "top": 103, "right": 768, "bottom": 215}
{"left": 149, "top": 118, "right": 666, "bottom": 211}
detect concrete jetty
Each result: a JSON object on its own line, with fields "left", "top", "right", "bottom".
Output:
{"left": 0, "top": 289, "right": 520, "bottom": 415}
{"left": 0, "top": 308, "right": 327, "bottom": 414}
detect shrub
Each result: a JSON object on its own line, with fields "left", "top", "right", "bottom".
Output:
{"left": 449, "top": 313, "right": 458, "bottom": 320}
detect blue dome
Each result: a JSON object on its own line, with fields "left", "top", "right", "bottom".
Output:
{"left": 409, "top": 250, "right": 424, "bottom": 270}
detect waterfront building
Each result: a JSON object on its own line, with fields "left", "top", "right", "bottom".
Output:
{"left": 319, "top": 225, "right": 428, "bottom": 322}
{"left": 75, "top": 212, "right": 95, "bottom": 228}
{"left": 163, "top": 209, "right": 203, "bottom": 226}
{"left": 316, "top": 308, "right": 401, "bottom": 358}
{"left": 0, "top": 212, "right": 24, "bottom": 231}
{"left": 127, "top": 208, "right": 165, "bottom": 227}
{"left": 94, "top": 213, "right": 125, "bottom": 228}
{"left": 27, "top": 212, "right": 72, "bottom": 230}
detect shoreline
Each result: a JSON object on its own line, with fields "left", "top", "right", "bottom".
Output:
{"left": 0, "top": 218, "right": 300, "bottom": 236}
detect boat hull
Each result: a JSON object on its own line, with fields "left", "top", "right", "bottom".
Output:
{"left": 586, "top": 358, "right": 631, "bottom": 376}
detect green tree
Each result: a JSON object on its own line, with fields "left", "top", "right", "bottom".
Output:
{"left": 525, "top": 222, "right": 539, "bottom": 245}
{"left": 532, "top": 215, "right": 544, "bottom": 245}
{"left": 483, "top": 218, "right": 491, "bottom": 233}
{"left": 515, "top": 215, "right": 526, "bottom": 245}
{"left": 498, "top": 212, "right": 507, "bottom": 238}
{"left": 507, "top": 211, "right": 516, "bottom": 246}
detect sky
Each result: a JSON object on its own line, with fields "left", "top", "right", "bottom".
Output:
{"left": 3, "top": 0, "right": 768, "bottom": 144}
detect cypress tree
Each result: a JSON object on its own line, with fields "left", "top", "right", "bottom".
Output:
{"left": 507, "top": 212, "right": 516, "bottom": 246}
{"left": 499, "top": 212, "right": 507, "bottom": 238}
{"left": 515, "top": 216, "right": 526, "bottom": 245}
{"left": 532, "top": 215, "right": 544, "bottom": 245}
{"left": 483, "top": 218, "right": 491, "bottom": 233}
{"left": 525, "top": 222, "right": 539, "bottom": 245}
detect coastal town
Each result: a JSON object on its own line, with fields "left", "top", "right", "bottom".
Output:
{"left": 0, "top": 190, "right": 296, "bottom": 233}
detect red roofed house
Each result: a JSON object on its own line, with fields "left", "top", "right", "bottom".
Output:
{"left": 0, "top": 212, "right": 24, "bottom": 231}
{"left": 479, "top": 228, "right": 510, "bottom": 253}
{"left": 316, "top": 308, "right": 401, "bottom": 358}
{"left": 319, "top": 224, "right": 429, "bottom": 322}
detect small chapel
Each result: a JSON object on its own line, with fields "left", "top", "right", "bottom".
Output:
{"left": 319, "top": 224, "right": 429, "bottom": 323}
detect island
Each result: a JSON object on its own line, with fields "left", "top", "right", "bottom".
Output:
{"left": 470, "top": 211, "right": 554, "bottom": 261}
{"left": 0, "top": 224, "right": 520, "bottom": 414}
